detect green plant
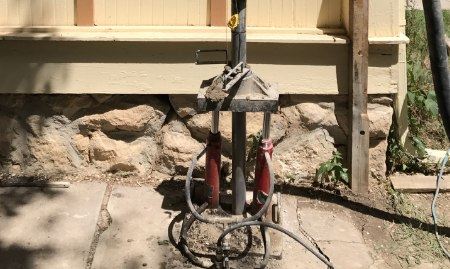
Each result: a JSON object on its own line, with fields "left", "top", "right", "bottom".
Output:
{"left": 387, "top": 124, "right": 431, "bottom": 174}
{"left": 316, "top": 151, "right": 349, "bottom": 186}
{"left": 387, "top": 6, "right": 450, "bottom": 175}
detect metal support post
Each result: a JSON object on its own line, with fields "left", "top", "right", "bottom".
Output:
{"left": 231, "top": 0, "right": 247, "bottom": 215}
{"left": 205, "top": 111, "right": 222, "bottom": 208}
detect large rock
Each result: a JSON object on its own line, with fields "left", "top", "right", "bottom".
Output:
{"left": 186, "top": 112, "right": 287, "bottom": 155}
{"left": 78, "top": 102, "right": 169, "bottom": 135}
{"left": 369, "top": 139, "right": 389, "bottom": 182}
{"left": 0, "top": 115, "right": 29, "bottom": 168}
{"left": 281, "top": 100, "right": 393, "bottom": 144}
{"left": 368, "top": 103, "right": 394, "bottom": 139}
{"left": 88, "top": 131, "right": 158, "bottom": 174}
{"left": 46, "top": 95, "right": 94, "bottom": 118}
{"left": 26, "top": 115, "right": 82, "bottom": 174}
{"left": 157, "top": 119, "right": 204, "bottom": 175}
{"left": 282, "top": 102, "right": 348, "bottom": 145}
{"left": 169, "top": 94, "right": 198, "bottom": 118}
{"left": 274, "top": 129, "right": 336, "bottom": 181}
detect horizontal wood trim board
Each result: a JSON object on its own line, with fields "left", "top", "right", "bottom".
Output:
{"left": 0, "top": 40, "right": 398, "bottom": 95}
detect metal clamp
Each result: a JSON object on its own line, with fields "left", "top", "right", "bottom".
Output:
{"left": 195, "top": 49, "right": 228, "bottom": 65}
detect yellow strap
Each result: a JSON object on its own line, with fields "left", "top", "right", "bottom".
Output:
{"left": 227, "top": 14, "right": 239, "bottom": 30}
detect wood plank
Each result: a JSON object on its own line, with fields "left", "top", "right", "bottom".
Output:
{"left": 199, "top": 0, "right": 209, "bottom": 25}
{"left": 175, "top": 0, "right": 188, "bottom": 25}
{"left": 18, "top": 0, "right": 31, "bottom": 26}
{"left": 54, "top": 0, "right": 67, "bottom": 25}
{"left": 163, "top": 0, "right": 177, "bottom": 25}
{"left": 105, "top": 0, "right": 117, "bottom": 25}
{"left": 42, "top": 0, "right": 55, "bottom": 25}
{"left": 270, "top": 0, "right": 283, "bottom": 27}
{"left": 140, "top": 0, "right": 153, "bottom": 25}
{"left": 152, "top": 0, "right": 164, "bottom": 25}
{"left": 116, "top": 0, "right": 129, "bottom": 25}
{"left": 281, "top": 0, "right": 294, "bottom": 27}
{"left": 0, "top": 29, "right": 349, "bottom": 43}
{"left": 67, "top": 0, "right": 75, "bottom": 25}
{"left": 0, "top": 0, "right": 7, "bottom": 25}
{"left": 348, "top": 0, "right": 370, "bottom": 194}
{"left": 211, "top": 0, "right": 227, "bottom": 26}
{"left": 7, "top": 0, "right": 20, "bottom": 25}
{"left": 94, "top": 0, "right": 106, "bottom": 25}
{"left": 187, "top": 0, "right": 199, "bottom": 26}
{"left": 0, "top": 181, "right": 71, "bottom": 188}
{"left": 128, "top": 0, "right": 141, "bottom": 25}
{"left": 76, "top": 0, "right": 94, "bottom": 26}
{"left": 31, "top": 0, "right": 43, "bottom": 26}
{"left": 0, "top": 40, "right": 397, "bottom": 95}
{"left": 391, "top": 174, "right": 449, "bottom": 193}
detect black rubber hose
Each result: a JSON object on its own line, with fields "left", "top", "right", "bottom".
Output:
{"left": 217, "top": 153, "right": 334, "bottom": 269}
{"left": 258, "top": 225, "right": 271, "bottom": 269}
{"left": 217, "top": 221, "right": 334, "bottom": 269}
{"left": 422, "top": 0, "right": 450, "bottom": 139}
{"left": 185, "top": 147, "right": 274, "bottom": 225}
{"left": 179, "top": 202, "right": 214, "bottom": 268}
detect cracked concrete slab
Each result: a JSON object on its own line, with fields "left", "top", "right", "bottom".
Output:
{"left": 0, "top": 182, "right": 106, "bottom": 269}
{"left": 281, "top": 195, "right": 376, "bottom": 269}
{"left": 298, "top": 208, "right": 364, "bottom": 244}
{"left": 91, "top": 186, "right": 175, "bottom": 269}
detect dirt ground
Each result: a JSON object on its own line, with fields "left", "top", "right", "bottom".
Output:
{"left": 2, "top": 171, "right": 450, "bottom": 268}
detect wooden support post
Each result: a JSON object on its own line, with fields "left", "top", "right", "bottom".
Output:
{"left": 395, "top": 0, "right": 412, "bottom": 150}
{"left": 76, "top": 0, "right": 94, "bottom": 26}
{"left": 348, "top": 0, "right": 370, "bottom": 194}
{"left": 210, "top": 0, "right": 227, "bottom": 26}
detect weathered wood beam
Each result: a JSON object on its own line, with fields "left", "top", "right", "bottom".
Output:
{"left": 210, "top": 0, "right": 227, "bottom": 26}
{"left": 391, "top": 174, "right": 449, "bottom": 193}
{"left": 348, "top": 0, "right": 370, "bottom": 193}
{"left": 76, "top": 0, "right": 94, "bottom": 26}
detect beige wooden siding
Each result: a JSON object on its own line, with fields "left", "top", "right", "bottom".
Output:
{"left": 341, "top": 0, "right": 401, "bottom": 37}
{"left": 0, "top": 0, "right": 74, "bottom": 26}
{"left": 369, "top": 0, "right": 400, "bottom": 37}
{"left": 94, "top": 0, "right": 210, "bottom": 26}
{"left": 242, "top": 0, "right": 343, "bottom": 28}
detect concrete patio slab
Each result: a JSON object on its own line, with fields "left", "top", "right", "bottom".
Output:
{"left": 91, "top": 186, "right": 176, "bottom": 269}
{"left": 281, "top": 195, "right": 376, "bottom": 269}
{"left": 0, "top": 182, "right": 106, "bottom": 269}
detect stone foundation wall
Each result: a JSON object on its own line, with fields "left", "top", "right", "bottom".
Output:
{"left": 0, "top": 94, "right": 393, "bottom": 186}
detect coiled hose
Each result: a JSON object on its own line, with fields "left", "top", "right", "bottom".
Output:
{"left": 182, "top": 149, "right": 335, "bottom": 269}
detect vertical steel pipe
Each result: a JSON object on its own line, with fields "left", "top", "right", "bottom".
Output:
{"left": 205, "top": 111, "right": 221, "bottom": 208}
{"left": 211, "top": 111, "right": 220, "bottom": 134}
{"left": 231, "top": 0, "right": 247, "bottom": 215}
{"left": 422, "top": 0, "right": 450, "bottom": 139}
{"left": 262, "top": 112, "right": 271, "bottom": 140}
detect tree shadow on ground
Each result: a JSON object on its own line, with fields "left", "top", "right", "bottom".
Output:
{"left": 0, "top": 184, "right": 62, "bottom": 217}
{"left": 0, "top": 186, "right": 62, "bottom": 269}
{"left": 0, "top": 242, "right": 54, "bottom": 269}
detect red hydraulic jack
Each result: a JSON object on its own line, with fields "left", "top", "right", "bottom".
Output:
{"left": 178, "top": 0, "right": 335, "bottom": 268}
{"left": 252, "top": 116, "right": 274, "bottom": 212}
